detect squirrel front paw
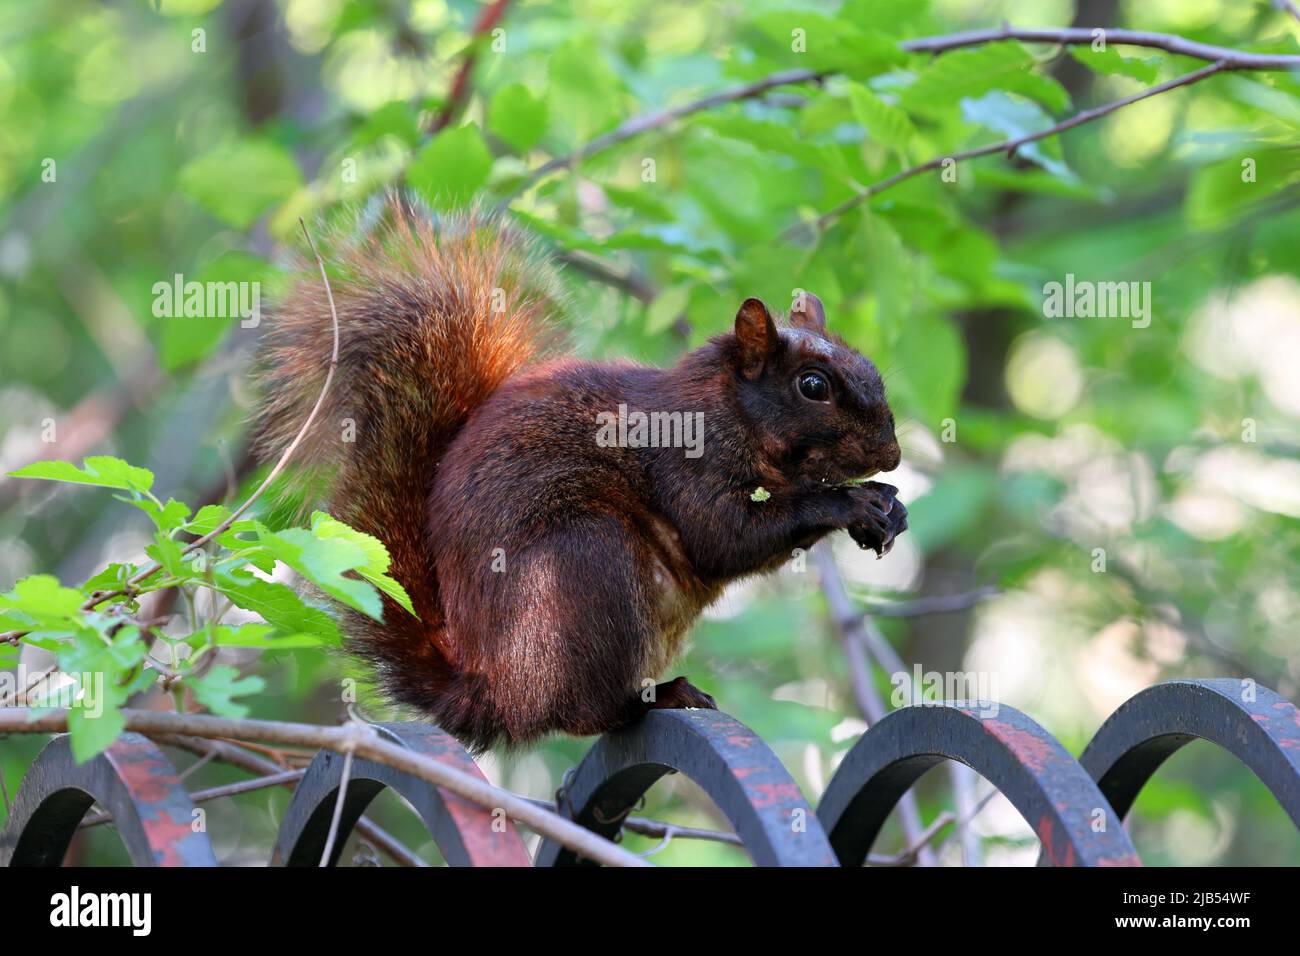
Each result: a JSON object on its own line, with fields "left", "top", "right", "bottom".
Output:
{"left": 647, "top": 676, "right": 717, "bottom": 711}
{"left": 845, "top": 481, "right": 908, "bottom": 557}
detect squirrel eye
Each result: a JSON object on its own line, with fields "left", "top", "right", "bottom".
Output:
{"left": 797, "top": 371, "right": 830, "bottom": 402}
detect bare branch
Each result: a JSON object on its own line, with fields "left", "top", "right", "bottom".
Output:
{"left": 495, "top": 68, "right": 823, "bottom": 209}
{"left": 866, "top": 586, "right": 1000, "bottom": 619}
{"left": 783, "top": 61, "right": 1229, "bottom": 241}
{"left": 814, "top": 544, "right": 937, "bottom": 866}
{"left": 0, "top": 707, "right": 650, "bottom": 867}
{"left": 424, "top": 0, "right": 514, "bottom": 135}
{"left": 156, "top": 733, "right": 421, "bottom": 866}
{"left": 900, "top": 25, "right": 1300, "bottom": 68}
{"left": 1275, "top": 0, "right": 1300, "bottom": 28}
{"left": 498, "top": 25, "right": 1300, "bottom": 212}
{"left": 78, "top": 769, "right": 306, "bottom": 829}
{"left": 319, "top": 746, "right": 355, "bottom": 867}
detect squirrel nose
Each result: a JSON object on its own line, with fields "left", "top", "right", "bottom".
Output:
{"left": 881, "top": 440, "right": 901, "bottom": 473}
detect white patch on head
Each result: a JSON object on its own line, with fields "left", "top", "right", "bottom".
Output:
{"left": 779, "top": 327, "right": 835, "bottom": 358}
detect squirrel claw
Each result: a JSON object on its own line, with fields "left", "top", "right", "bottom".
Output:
{"left": 648, "top": 676, "right": 717, "bottom": 711}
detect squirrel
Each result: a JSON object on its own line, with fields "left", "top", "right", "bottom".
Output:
{"left": 256, "top": 199, "right": 907, "bottom": 751}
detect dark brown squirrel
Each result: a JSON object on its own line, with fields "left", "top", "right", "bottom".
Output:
{"left": 256, "top": 200, "right": 907, "bottom": 751}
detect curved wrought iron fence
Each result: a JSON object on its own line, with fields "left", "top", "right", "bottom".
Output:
{"left": 2, "top": 678, "right": 1297, "bottom": 867}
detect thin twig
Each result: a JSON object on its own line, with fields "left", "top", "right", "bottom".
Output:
{"left": 866, "top": 586, "right": 1000, "bottom": 619}
{"left": 495, "top": 67, "right": 825, "bottom": 209}
{"left": 425, "top": 0, "right": 513, "bottom": 135}
{"left": 0, "top": 708, "right": 649, "bottom": 867}
{"left": 319, "top": 745, "right": 356, "bottom": 867}
{"left": 783, "top": 61, "right": 1229, "bottom": 240}
{"left": 1276, "top": 0, "right": 1300, "bottom": 27}
{"left": 155, "top": 733, "right": 421, "bottom": 866}
{"left": 900, "top": 24, "right": 1300, "bottom": 68}
{"left": 497, "top": 25, "right": 1300, "bottom": 212}
{"left": 77, "top": 769, "right": 307, "bottom": 829}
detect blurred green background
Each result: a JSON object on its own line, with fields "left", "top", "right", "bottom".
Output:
{"left": 1, "top": 0, "right": 1299, "bottom": 865}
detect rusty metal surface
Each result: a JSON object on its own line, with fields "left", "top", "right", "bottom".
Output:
{"left": 817, "top": 702, "right": 1142, "bottom": 867}
{"left": 271, "top": 721, "right": 530, "bottom": 867}
{"left": 1079, "top": 679, "right": 1300, "bottom": 827}
{"left": 535, "top": 708, "right": 835, "bottom": 866}
{"left": 0, "top": 733, "right": 216, "bottom": 867}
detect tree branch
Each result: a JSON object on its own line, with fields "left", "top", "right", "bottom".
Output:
{"left": 424, "top": 0, "right": 513, "bottom": 135}
{"left": 899, "top": 25, "right": 1300, "bottom": 69}
{"left": 865, "top": 586, "right": 1000, "bottom": 618}
{"left": 498, "top": 25, "right": 1300, "bottom": 211}
{"left": 495, "top": 68, "right": 824, "bottom": 209}
{"left": 782, "top": 60, "right": 1229, "bottom": 241}
{"left": 0, "top": 707, "right": 649, "bottom": 867}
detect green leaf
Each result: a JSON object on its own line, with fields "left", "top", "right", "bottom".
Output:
{"left": 125, "top": 496, "right": 192, "bottom": 533}
{"left": 256, "top": 523, "right": 381, "bottom": 618}
{"left": 960, "top": 91, "right": 1076, "bottom": 182}
{"left": 893, "top": 312, "right": 966, "bottom": 429}
{"left": 145, "top": 533, "right": 189, "bottom": 579}
{"left": 1069, "top": 46, "right": 1160, "bottom": 83}
{"left": 8, "top": 456, "right": 154, "bottom": 493}
{"left": 308, "top": 512, "right": 416, "bottom": 617}
{"left": 178, "top": 140, "right": 302, "bottom": 228}
{"left": 68, "top": 703, "right": 126, "bottom": 764}
{"left": 488, "top": 82, "right": 548, "bottom": 151}
{"left": 213, "top": 570, "right": 342, "bottom": 645}
{"left": 847, "top": 82, "right": 916, "bottom": 154}
{"left": 903, "top": 41, "right": 1070, "bottom": 116}
{"left": 407, "top": 124, "right": 493, "bottom": 209}
{"left": 645, "top": 285, "right": 692, "bottom": 335}
{"left": 1, "top": 574, "right": 84, "bottom": 619}
{"left": 1185, "top": 150, "right": 1300, "bottom": 228}
{"left": 211, "top": 623, "right": 324, "bottom": 649}
{"left": 189, "top": 666, "right": 265, "bottom": 718}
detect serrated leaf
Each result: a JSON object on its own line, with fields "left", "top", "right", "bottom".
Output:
{"left": 8, "top": 456, "right": 154, "bottom": 493}
{"left": 68, "top": 703, "right": 126, "bottom": 764}
{"left": 1, "top": 574, "right": 84, "bottom": 619}
{"left": 145, "top": 533, "right": 189, "bottom": 579}
{"left": 124, "top": 496, "right": 192, "bottom": 532}
{"left": 189, "top": 666, "right": 265, "bottom": 718}
{"left": 212, "top": 623, "right": 324, "bottom": 649}
{"left": 1069, "top": 46, "right": 1160, "bottom": 83}
{"left": 309, "top": 512, "right": 416, "bottom": 617}
{"left": 213, "top": 570, "right": 342, "bottom": 645}
{"left": 848, "top": 82, "right": 916, "bottom": 154}
{"left": 903, "top": 41, "right": 1070, "bottom": 116}
{"left": 960, "top": 91, "right": 1076, "bottom": 182}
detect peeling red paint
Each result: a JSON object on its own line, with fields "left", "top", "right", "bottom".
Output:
{"left": 983, "top": 719, "right": 1057, "bottom": 772}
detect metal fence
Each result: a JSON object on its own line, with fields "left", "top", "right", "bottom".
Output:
{"left": 2, "top": 678, "right": 1297, "bottom": 866}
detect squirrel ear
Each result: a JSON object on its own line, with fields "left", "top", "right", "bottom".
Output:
{"left": 789, "top": 291, "right": 826, "bottom": 334}
{"left": 734, "top": 297, "right": 778, "bottom": 379}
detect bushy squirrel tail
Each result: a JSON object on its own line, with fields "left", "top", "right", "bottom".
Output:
{"left": 255, "top": 196, "right": 563, "bottom": 713}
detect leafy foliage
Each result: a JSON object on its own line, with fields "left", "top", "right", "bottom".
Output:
{"left": 2, "top": 0, "right": 1299, "bottom": 865}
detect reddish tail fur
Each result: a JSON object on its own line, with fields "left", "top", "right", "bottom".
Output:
{"left": 255, "top": 199, "right": 562, "bottom": 727}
